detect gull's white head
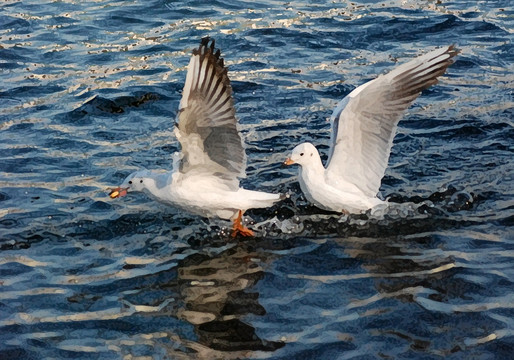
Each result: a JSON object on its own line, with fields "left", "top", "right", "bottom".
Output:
{"left": 109, "top": 170, "right": 151, "bottom": 198}
{"left": 284, "top": 142, "right": 320, "bottom": 167}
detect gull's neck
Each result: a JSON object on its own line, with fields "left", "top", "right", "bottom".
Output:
{"left": 140, "top": 171, "right": 173, "bottom": 198}
{"left": 299, "top": 153, "right": 326, "bottom": 183}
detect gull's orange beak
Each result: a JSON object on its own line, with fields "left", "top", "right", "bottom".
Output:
{"left": 109, "top": 187, "right": 128, "bottom": 199}
{"left": 284, "top": 158, "right": 295, "bottom": 166}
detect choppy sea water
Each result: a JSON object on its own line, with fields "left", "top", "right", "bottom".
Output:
{"left": 1, "top": 0, "right": 513, "bottom": 359}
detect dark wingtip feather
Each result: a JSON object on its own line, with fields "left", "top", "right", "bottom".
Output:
{"left": 447, "top": 44, "right": 460, "bottom": 64}
{"left": 189, "top": 37, "right": 233, "bottom": 114}
{"left": 200, "top": 36, "right": 210, "bottom": 47}
{"left": 191, "top": 37, "right": 228, "bottom": 79}
{"left": 446, "top": 44, "right": 459, "bottom": 56}
{"left": 448, "top": 44, "right": 460, "bottom": 54}
{"left": 195, "top": 36, "right": 216, "bottom": 57}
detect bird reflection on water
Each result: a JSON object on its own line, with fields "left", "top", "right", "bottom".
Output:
{"left": 118, "top": 237, "right": 286, "bottom": 358}
{"left": 176, "top": 242, "right": 284, "bottom": 353}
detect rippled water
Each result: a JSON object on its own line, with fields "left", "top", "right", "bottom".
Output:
{"left": 1, "top": 0, "right": 513, "bottom": 359}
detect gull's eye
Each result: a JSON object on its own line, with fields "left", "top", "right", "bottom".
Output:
{"left": 128, "top": 180, "right": 132, "bottom": 184}
{"left": 300, "top": 152, "right": 304, "bottom": 156}
{"left": 140, "top": 180, "right": 143, "bottom": 183}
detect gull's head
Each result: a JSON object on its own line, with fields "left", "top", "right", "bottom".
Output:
{"left": 284, "top": 142, "right": 319, "bottom": 167}
{"left": 109, "top": 170, "right": 149, "bottom": 199}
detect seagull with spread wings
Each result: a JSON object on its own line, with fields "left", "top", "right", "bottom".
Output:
{"left": 110, "top": 37, "right": 282, "bottom": 236}
{"left": 285, "top": 45, "right": 459, "bottom": 214}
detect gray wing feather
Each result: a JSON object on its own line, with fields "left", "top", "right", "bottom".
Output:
{"left": 176, "top": 37, "right": 246, "bottom": 181}
{"left": 326, "top": 45, "right": 459, "bottom": 197}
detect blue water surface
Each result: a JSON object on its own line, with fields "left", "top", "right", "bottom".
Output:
{"left": 1, "top": 0, "right": 513, "bottom": 359}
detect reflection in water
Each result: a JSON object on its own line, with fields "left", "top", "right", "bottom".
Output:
{"left": 176, "top": 242, "right": 284, "bottom": 353}
{"left": 338, "top": 235, "right": 455, "bottom": 301}
{"left": 115, "top": 239, "right": 285, "bottom": 358}
{"left": 285, "top": 232, "right": 465, "bottom": 355}
{"left": 332, "top": 235, "right": 498, "bottom": 355}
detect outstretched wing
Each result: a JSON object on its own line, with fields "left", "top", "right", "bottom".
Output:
{"left": 176, "top": 37, "right": 246, "bottom": 185}
{"left": 325, "top": 45, "right": 458, "bottom": 197}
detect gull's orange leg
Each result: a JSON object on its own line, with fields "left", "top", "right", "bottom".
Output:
{"left": 231, "top": 210, "right": 254, "bottom": 237}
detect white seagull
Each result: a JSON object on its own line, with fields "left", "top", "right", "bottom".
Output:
{"left": 285, "top": 45, "right": 458, "bottom": 214}
{"left": 110, "top": 37, "right": 282, "bottom": 236}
